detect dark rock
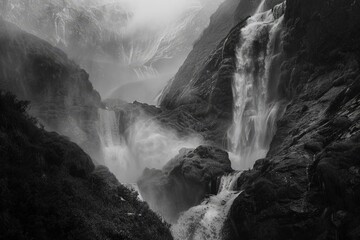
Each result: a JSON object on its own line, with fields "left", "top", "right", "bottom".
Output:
{"left": 0, "top": 92, "right": 173, "bottom": 240}
{"left": 333, "top": 76, "right": 347, "bottom": 87}
{"left": 221, "top": 1, "right": 360, "bottom": 238}
{"left": 332, "top": 116, "right": 352, "bottom": 128}
{"left": 304, "top": 141, "right": 323, "bottom": 153}
{"left": 158, "top": 0, "right": 274, "bottom": 147}
{"left": 138, "top": 145, "right": 233, "bottom": 222}
{"left": 0, "top": 19, "right": 102, "bottom": 160}
{"left": 253, "top": 158, "right": 273, "bottom": 172}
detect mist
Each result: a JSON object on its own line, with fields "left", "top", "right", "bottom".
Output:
{"left": 1, "top": 0, "right": 223, "bottom": 103}
{"left": 98, "top": 109, "right": 203, "bottom": 183}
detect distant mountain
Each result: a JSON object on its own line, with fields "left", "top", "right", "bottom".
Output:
{"left": 1, "top": 0, "right": 224, "bottom": 98}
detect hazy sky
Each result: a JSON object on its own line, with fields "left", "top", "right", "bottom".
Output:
{"left": 1, "top": 0, "right": 221, "bottom": 100}
{"left": 122, "top": 0, "right": 201, "bottom": 32}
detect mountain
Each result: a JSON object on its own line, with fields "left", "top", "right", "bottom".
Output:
{"left": 223, "top": 0, "right": 360, "bottom": 239}
{"left": 1, "top": 0, "right": 224, "bottom": 100}
{"left": 0, "top": 91, "right": 173, "bottom": 240}
{"left": 157, "top": 0, "right": 284, "bottom": 147}
{"left": 0, "top": 18, "right": 102, "bottom": 160}
{"left": 1, "top": 0, "right": 360, "bottom": 239}
{"left": 159, "top": 0, "right": 283, "bottom": 109}
{"left": 149, "top": 0, "right": 360, "bottom": 238}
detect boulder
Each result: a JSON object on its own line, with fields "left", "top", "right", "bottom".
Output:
{"left": 138, "top": 145, "right": 233, "bottom": 222}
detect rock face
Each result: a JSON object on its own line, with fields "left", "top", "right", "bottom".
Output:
{"left": 158, "top": 0, "right": 286, "bottom": 147}
{"left": 221, "top": 0, "right": 360, "bottom": 239}
{"left": 138, "top": 145, "right": 233, "bottom": 222}
{"left": 106, "top": 100, "right": 221, "bottom": 147}
{"left": 159, "top": 0, "right": 271, "bottom": 108}
{"left": 158, "top": 0, "right": 248, "bottom": 147}
{"left": 0, "top": 19, "right": 102, "bottom": 159}
{"left": 0, "top": 91, "right": 173, "bottom": 240}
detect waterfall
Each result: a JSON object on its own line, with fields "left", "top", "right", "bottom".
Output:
{"left": 54, "top": 8, "right": 69, "bottom": 46}
{"left": 97, "top": 109, "right": 131, "bottom": 180}
{"left": 171, "top": 172, "right": 242, "bottom": 240}
{"left": 97, "top": 108, "right": 203, "bottom": 183}
{"left": 228, "top": 5, "right": 286, "bottom": 170}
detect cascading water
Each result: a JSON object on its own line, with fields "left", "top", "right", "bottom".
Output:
{"left": 229, "top": 4, "right": 286, "bottom": 170}
{"left": 171, "top": 3, "right": 287, "bottom": 239}
{"left": 97, "top": 109, "right": 129, "bottom": 176}
{"left": 97, "top": 109, "right": 203, "bottom": 183}
{"left": 171, "top": 172, "right": 242, "bottom": 240}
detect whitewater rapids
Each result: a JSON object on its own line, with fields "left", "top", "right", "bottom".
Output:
{"left": 171, "top": 172, "right": 242, "bottom": 240}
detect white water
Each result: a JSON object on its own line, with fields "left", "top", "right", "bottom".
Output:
{"left": 94, "top": 4, "right": 286, "bottom": 240}
{"left": 171, "top": 172, "right": 242, "bottom": 240}
{"left": 229, "top": 6, "right": 286, "bottom": 170}
{"left": 97, "top": 109, "right": 203, "bottom": 183}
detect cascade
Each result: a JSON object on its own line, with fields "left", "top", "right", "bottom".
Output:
{"left": 228, "top": 5, "right": 286, "bottom": 170}
{"left": 172, "top": 4, "right": 286, "bottom": 239}
{"left": 171, "top": 172, "right": 242, "bottom": 240}
{"left": 97, "top": 109, "right": 130, "bottom": 180}
{"left": 97, "top": 109, "right": 202, "bottom": 183}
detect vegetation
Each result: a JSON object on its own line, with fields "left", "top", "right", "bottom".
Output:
{"left": 0, "top": 91, "right": 172, "bottom": 240}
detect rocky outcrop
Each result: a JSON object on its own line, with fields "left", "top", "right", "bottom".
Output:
{"left": 222, "top": 0, "right": 360, "bottom": 239}
{"left": 0, "top": 19, "right": 102, "bottom": 160}
{"left": 105, "top": 100, "right": 222, "bottom": 146}
{"left": 159, "top": 0, "right": 240, "bottom": 108}
{"left": 0, "top": 91, "right": 173, "bottom": 240}
{"left": 138, "top": 145, "right": 233, "bottom": 222}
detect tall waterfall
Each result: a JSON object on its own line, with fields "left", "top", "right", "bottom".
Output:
{"left": 171, "top": 172, "right": 242, "bottom": 240}
{"left": 229, "top": 4, "right": 286, "bottom": 170}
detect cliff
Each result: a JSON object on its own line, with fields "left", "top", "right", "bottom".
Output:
{"left": 0, "top": 18, "right": 102, "bottom": 159}
{"left": 222, "top": 0, "right": 360, "bottom": 239}
{"left": 0, "top": 91, "right": 173, "bottom": 240}
{"left": 158, "top": 0, "right": 284, "bottom": 147}
{"left": 138, "top": 145, "right": 233, "bottom": 222}
{"left": 142, "top": 0, "right": 360, "bottom": 238}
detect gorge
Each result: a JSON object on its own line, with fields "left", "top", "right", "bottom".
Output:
{"left": 1, "top": 0, "right": 360, "bottom": 239}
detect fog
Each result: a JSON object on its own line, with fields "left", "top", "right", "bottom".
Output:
{"left": 98, "top": 109, "right": 203, "bottom": 183}
{"left": 0, "top": 0, "right": 221, "bottom": 182}
{"left": 1, "top": 0, "right": 223, "bottom": 102}
{"left": 120, "top": 0, "right": 201, "bottom": 33}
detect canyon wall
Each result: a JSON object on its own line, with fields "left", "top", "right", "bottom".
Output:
{"left": 223, "top": 0, "right": 360, "bottom": 239}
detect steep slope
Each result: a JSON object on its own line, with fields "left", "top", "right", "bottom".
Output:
{"left": 0, "top": 91, "right": 173, "bottom": 240}
{"left": 159, "top": 0, "right": 242, "bottom": 109}
{"left": 0, "top": 18, "right": 101, "bottom": 159}
{"left": 1, "top": 0, "right": 224, "bottom": 99}
{"left": 158, "top": 0, "right": 284, "bottom": 147}
{"left": 222, "top": 0, "right": 360, "bottom": 239}
{"left": 159, "top": 0, "right": 283, "bottom": 109}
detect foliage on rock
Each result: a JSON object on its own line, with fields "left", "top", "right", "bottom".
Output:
{"left": 0, "top": 91, "right": 173, "bottom": 240}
